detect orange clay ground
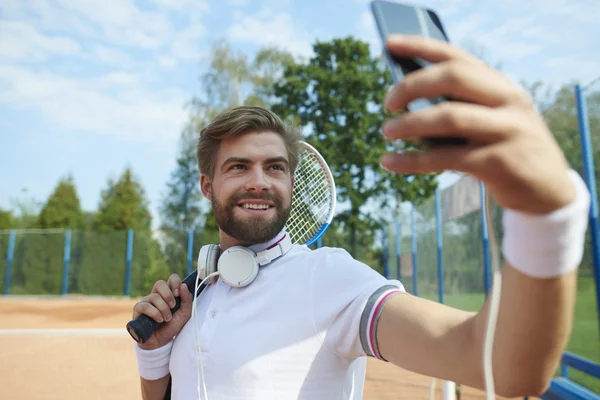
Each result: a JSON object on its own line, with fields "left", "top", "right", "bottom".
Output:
{"left": 0, "top": 297, "right": 527, "bottom": 400}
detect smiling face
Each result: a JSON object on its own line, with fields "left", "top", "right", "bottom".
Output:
{"left": 200, "top": 131, "right": 294, "bottom": 248}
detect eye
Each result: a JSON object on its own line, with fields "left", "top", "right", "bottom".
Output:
{"left": 269, "top": 164, "right": 285, "bottom": 172}
{"left": 231, "top": 164, "right": 246, "bottom": 170}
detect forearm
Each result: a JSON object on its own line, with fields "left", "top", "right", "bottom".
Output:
{"left": 141, "top": 375, "right": 170, "bottom": 400}
{"left": 473, "top": 263, "right": 577, "bottom": 396}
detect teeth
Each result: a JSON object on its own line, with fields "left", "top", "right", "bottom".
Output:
{"left": 242, "top": 204, "right": 270, "bottom": 210}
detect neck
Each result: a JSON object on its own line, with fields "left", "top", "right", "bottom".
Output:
{"left": 218, "top": 229, "right": 287, "bottom": 253}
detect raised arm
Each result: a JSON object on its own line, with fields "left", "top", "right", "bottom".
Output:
{"left": 374, "top": 34, "right": 590, "bottom": 398}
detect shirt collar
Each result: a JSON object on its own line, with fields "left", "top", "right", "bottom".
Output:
{"left": 247, "top": 227, "right": 287, "bottom": 254}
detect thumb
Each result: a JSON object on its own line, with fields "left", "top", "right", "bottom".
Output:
{"left": 179, "top": 283, "right": 194, "bottom": 315}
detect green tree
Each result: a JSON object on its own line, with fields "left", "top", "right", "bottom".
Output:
{"left": 272, "top": 36, "right": 438, "bottom": 257}
{"left": 37, "top": 175, "right": 84, "bottom": 229}
{"left": 92, "top": 167, "right": 152, "bottom": 232}
{"left": 8, "top": 189, "right": 41, "bottom": 229}
{"left": 191, "top": 39, "right": 295, "bottom": 120}
{"left": 159, "top": 123, "right": 205, "bottom": 277}
{"left": 0, "top": 209, "right": 13, "bottom": 229}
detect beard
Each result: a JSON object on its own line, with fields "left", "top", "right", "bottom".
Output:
{"left": 211, "top": 189, "right": 291, "bottom": 246}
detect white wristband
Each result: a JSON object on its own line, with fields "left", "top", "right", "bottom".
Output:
{"left": 135, "top": 340, "right": 174, "bottom": 380}
{"left": 502, "top": 169, "right": 591, "bottom": 278}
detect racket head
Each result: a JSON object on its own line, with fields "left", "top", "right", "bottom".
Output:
{"left": 287, "top": 141, "right": 336, "bottom": 246}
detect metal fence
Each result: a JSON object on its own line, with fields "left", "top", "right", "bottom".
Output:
{"left": 0, "top": 228, "right": 208, "bottom": 298}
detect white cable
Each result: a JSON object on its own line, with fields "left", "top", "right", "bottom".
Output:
{"left": 429, "top": 377, "right": 437, "bottom": 400}
{"left": 192, "top": 271, "right": 220, "bottom": 400}
{"left": 482, "top": 186, "right": 502, "bottom": 400}
{"left": 427, "top": 182, "right": 501, "bottom": 400}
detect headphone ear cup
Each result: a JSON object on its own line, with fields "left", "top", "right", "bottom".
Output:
{"left": 198, "top": 244, "right": 221, "bottom": 280}
{"left": 218, "top": 246, "right": 259, "bottom": 288}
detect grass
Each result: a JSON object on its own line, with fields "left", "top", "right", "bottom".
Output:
{"left": 416, "top": 276, "right": 599, "bottom": 394}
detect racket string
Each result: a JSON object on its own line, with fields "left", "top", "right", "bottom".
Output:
{"left": 288, "top": 151, "right": 335, "bottom": 245}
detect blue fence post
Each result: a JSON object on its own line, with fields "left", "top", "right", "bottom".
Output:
{"left": 317, "top": 237, "right": 322, "bottom": 248}
{"left": 435, "top": 189, "right": 444, "bottom": 304}
{"left": 3, "top": 230, "right": 16, "bottom": 295}
{"left": 411, "top": 204, "right": 418, "bottom": 296}
{"left": 480, "top": 182, "right": 492, "bottom": 296}
{"left": 395, "top": 212, "right": 401, "bottom": 281}
{"left": 61, "top": 229, "right": 71, "bottom": 295}
{"left": 575, "top": 83, "right": 600, "bottom": 332}
{"left": 125, "top": 229, "right": 134, "bottom": 297}
{"left": 382, "top": 228, "right": 389, "bottom": 279}
{"left": 187, "top": 229, "right": 194, "bottom": 276}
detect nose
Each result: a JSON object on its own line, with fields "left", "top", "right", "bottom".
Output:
{"left": 244, "top": 167, "right": 271, "bottom": 192}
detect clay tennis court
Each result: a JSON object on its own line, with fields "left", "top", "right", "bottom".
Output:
{"left": 0, "top": 297, "right": 523, "bottom": 399}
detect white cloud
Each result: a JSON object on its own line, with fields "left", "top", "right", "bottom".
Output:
{"left": 0, "top": 21, "right": 81, "bottom": 61}
{"left": 98, "top": 72, "right": 141, "bottom": 86}
{"left": 159, "top": 56, "right": 178, "bottom": 69}
{"left": 4, "top": 0, "right": 209, "bottom": 60}
{"left": 91, "top": 45, "right": 135, "bottom": 67}
{"left": 169, "top": 17, "right": 207, "bottom": 61}
{"left": 152, "top": 0, "right": 210, "bottom": 12}
{"left": 0, "top": 0, "right": 214, "bottom": 153}
{"left": 228, "top": 8, "right": 314, "bottom": 57}
{"left": 227, "top": 0, "right": 250, "bottom": 6}
{"left": 0, "top": 65, "right": 190, "bottom": 142}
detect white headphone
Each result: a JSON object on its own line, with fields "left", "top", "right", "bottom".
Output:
{"left": 196, "top": 234, "right": 293, "bottom": 288}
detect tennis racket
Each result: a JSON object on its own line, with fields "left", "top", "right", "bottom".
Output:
{"left": 126, "top": 141, "right": 336, "bottom": 344}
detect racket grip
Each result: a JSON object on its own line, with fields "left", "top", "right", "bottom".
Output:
{"left": 125, "top": 271, "right": 199, "bottom": 344}
{"left": 126, "top": 297, "right": 182, "bottom": 344}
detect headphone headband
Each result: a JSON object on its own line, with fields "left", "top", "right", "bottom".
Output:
{"left": 255, "top": 234, "right": 292, "bottom": 266}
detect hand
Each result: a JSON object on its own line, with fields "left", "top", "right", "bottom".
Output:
{"left": 380, "top": 35, "right": 576, "bottom": 215}
{"left": 132, "top": 274, "right": 193, "bottom": 350}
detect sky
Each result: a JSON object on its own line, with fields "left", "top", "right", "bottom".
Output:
{"left": 1, "top": 0, "right": 599, "bottom": 229}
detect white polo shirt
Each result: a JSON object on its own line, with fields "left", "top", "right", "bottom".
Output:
{"left": 160, "top": 233, "right": 405, "bottom": 399}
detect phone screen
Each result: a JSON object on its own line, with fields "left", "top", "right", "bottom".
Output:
{"left": 371, "top": 0, "right": 450, "bottom": 111}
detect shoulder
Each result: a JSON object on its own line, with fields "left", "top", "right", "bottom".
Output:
{"left": 285, "top": 244, "right": 400, "bottom": 289}
{"left": 311, "top": 246, "right": 385, "bottom": 282}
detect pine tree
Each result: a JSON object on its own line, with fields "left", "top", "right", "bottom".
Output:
{"left": 92, "top": 167, "right": 152, "bottom": 232}
{"left": 10, "top": 176, "right": 83, "bottom": 295}
{"left": 37, "top": 175, "right": 84, "bottom": 229}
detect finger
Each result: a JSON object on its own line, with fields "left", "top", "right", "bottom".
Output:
{"left": 153, "top": 279, "right": 177, "bottom": 309}
{"left": 146, "top": 292, "right": 173, "bottom": 322}
{"left": 173, "top": 283, "right": 193, "bottom": 321}
{"left": 179, "top": 284, "right": 193, "bottom": 310}
{"left": 167, "top": 274, "right": 182, "bottom": 298}
{"left": 382, "top": 102, "right": 513, "bottom": 144}
{"left": 380, "top": 144, "right": 485, "bottom": 175}
{"left": 385, "top": 60, "right": 520, "bottom": 112}
{"left": 133, "top": 300, "right": 165, "bottom": 323}
{"left": 386, "top": 35, "right": 481, "bottom": 65}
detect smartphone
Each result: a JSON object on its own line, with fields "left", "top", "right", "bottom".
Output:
{"left": 371, "top": 0, "right": 467, "bottom": 147}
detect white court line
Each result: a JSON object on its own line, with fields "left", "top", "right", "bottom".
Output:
{"left": 0, "top": 328, "right": 129, "bottom": 336}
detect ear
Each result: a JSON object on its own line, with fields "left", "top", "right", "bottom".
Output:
{"left": 200, "top": 174, "right": 212, "bottom": 201}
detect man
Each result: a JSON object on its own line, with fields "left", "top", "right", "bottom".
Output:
{"left": 132, "top": 35, "right": 590, "bottom": 399}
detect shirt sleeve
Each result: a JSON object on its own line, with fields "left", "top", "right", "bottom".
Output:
{"left": 310, "top": 247, "right": 406, "bottom": 363}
